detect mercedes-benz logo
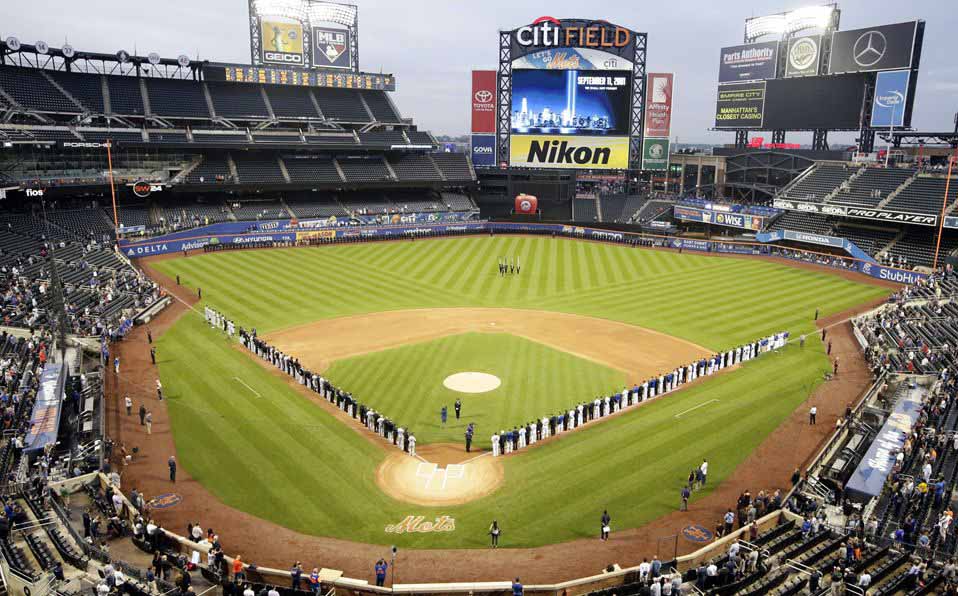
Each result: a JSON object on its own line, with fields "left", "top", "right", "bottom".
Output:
{"left": 853, "top": 30, "right": 886, "bottom": 67}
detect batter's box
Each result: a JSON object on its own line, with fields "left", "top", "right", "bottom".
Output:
{"left": 415, "top": 462, "right": 467, "bottom": 492}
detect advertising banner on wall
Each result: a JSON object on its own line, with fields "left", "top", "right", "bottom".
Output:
{"left": 644, "top": 73, "right": 673, "bottom": 138}
{"left": 641, "top": 138, "right": 670, "bottom": 171}
{"left": 785, "top": 34, "right": 822, "bottom": 77}
{"left": 718, "top": 41, "right": 778, "bottom": 83}
{"left": 510, "top": 135, "right": 629, "bottom": 169}
{"left": 471, "top": 70, "right": 497, "bottom": 133}
{"left": 870, "top": 69, "right": 910, "bottom": 127}
{"left": 260, "top": 17, "right": 305, "bottom": 65}
{"left": 714, "top": 82, "right": 766, "bottom": 128}
{"left": 312, "top": 27, "right": 352, "bottom": 70}
{"left": 828, "top": 21, "right": 918, "bottom": 74}
{"left": 673, "top": 205, "right": 764, "bottom": 230}
{"left": 471, "top": 134, "right": 496, "bottom": 167}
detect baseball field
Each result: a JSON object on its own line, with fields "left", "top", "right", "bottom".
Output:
{"left": 146, "top": 236, "right": 889, "bottom": 549}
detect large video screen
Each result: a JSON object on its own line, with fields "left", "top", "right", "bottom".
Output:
{"left": 715, "top": 73, "right": 867, "bottom": 130}
{"left": 510, "top": 69, "right": 631, "bottom": 136}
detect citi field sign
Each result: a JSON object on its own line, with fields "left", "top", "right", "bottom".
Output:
{"left": 510, "top": 18, "right": 637, "bottom": 59}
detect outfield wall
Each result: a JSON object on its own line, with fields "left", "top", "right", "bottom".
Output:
{"left": 120, "top": 220, "right": 927, "bottom": 285}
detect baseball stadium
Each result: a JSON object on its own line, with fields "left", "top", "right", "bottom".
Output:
{"left": 0, "top": 1, "right": 957, "bottom": 595}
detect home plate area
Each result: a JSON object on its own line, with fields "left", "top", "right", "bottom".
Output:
{"left": 415, "top": 462, "right": 465, "bottom": 491}
{"left": 375, "top": 450, "right": 504, "bottom": 506}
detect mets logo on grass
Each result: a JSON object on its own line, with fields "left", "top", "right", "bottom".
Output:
{"left": 384, "top": 516, "right": 456, "bottom": 534}
{"left": 510, "top": 135, "right": 628, "bottom": 170}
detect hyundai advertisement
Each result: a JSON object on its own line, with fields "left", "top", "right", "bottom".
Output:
{"left": 510, "top": 69, "right": 631, "bottom": 137}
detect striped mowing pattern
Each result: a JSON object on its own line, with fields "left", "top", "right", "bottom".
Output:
{"left": 150, "top": 237, "right": 890, "bottom": 548}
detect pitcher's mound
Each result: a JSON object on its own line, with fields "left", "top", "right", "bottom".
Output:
{"left": 443, "top": 372, "right": 501, "bottom": 393}
{"left": 376, "top": 452, "right": 503, "bottom": 506}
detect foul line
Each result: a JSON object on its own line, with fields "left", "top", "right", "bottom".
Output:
{"left": 461, "top": 452, "right": 491, "bottom": 465}
{"left": 674, "top": 399, "right": 719, "bottom": 419}
{"left": 233, "top": 377, "right": 262, "bottom": 398}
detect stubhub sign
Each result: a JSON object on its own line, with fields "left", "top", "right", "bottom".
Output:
{"left": 471, "top": 134, "right": 496, "bottom": 167}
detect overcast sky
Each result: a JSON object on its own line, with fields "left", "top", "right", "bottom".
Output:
{"left": 2, "top": 0, "right": 955, "bottom": 145}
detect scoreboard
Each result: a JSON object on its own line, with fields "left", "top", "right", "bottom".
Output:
{"left": 204, "top": 63, "right": 395, "bottom": 91}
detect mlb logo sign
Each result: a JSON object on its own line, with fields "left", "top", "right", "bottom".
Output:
{"left": 313, "top": 27, "right": 351, "bottom": 69}
{"left": 471, "top": 134, "right": 496, "bottom": 167}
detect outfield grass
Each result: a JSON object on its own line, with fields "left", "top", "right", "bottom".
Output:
{"left": 151, "top": 237, "right": 890, "bottom": 547}
{"left": 323, "top": 332, "right": 626, "bottom": 444}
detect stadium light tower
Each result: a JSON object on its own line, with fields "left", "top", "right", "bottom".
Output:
{"left": 744, "top": 4, "right": 838, "bottom": 42}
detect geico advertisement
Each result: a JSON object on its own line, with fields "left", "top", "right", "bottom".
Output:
{"left": 510, "top": 135, "right": 628, "bottom": 169}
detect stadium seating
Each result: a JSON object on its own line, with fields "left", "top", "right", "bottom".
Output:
{"left": 769, "top": 210, "right": 833, "bottom": 235}
{"left": 145, "top": 78, "right": 210, "bottom": 119}
{"left": 361, "top": 91, "right": 402, "bottom": 122}
{"left": 0, "top": 66, "right": 80, "bottom": 113}
{"left": 441, "top": 192, "right": 476, "bottom": 211}
{"left": 47, "top": 70, "right": 106, "bottom": 113}
{"left": 161, "top": 199, "right": 232, "bottom": 229}
{"left": 208, "top": 82, "right": 270, "bottom": 119}
{"left": 359, "top": 130, "right": 407, "bottom": 145}
{"left": 829, "top": 167, "right": 915, "bottom": 208}
{"left": 406, "top": 130, "right": 436, "bottom": 146}
{"left": 184, "top": 154, "right": 233, "bottom": 184}
{"left": 105, "top": 75, "right": 145, "bottom": 115}
{"left": 783, "top": 163, "right": 858, "bottom": 202}
{"left": 283, "top": 156, "right": 343, "bottom": 183}
{"left": 232, "top": 153, "right": 286, "bottom": 184}
{"left": 831, "top": 225, "right": 898, "bottom": 256}
{"left": 230, "top": 200, "right": 289, "bottom": 221}
{"left": 885, "top": 175, "right": 954, "bottom": 215}
{"left": 265, "top": 86, "right": 321, "bottom": 119}
{"left": 430, "top": 153, "right": 473, "bottom": 181}
{"left": 337, "top": 156, "right": 393, "bottom": 182}
{"left": 883, "top": 228, "right": 958, "bottom": 268}
{"left": 283, "top": 192, "right": 348, "bottom": 218}
{"left": 314, "top": 88, "right": 371, "bottom": 122}
{"left": 574, "top": 198, "right": 599, "bottom": 222}
{"left": 387, "top": 154, "right": 442, "bottom": 181}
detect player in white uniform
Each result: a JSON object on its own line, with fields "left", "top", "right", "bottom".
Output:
{"left": 408, "top": 434, "right": 416, "bottom": 457}
{"left": 518, "top": 427, "right": 526, "bottom": 449}
{"left": 491, "top": 433, "right": 500, "bottom": 457}
{"left": 542, "top": 416, "right": 550, "bottom": 439}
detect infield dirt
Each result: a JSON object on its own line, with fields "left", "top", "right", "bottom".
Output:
{"left": 100, "top": 248, "right": 891, "bottom": 584}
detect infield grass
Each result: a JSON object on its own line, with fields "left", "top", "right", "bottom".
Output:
{"left": 151, "top": 236, "right": 890, "bottom": 547}
{"left": 323, "top": 332, "right": 626, "bottom": 444}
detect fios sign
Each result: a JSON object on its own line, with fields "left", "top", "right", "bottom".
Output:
{"left": 471, "top": 70, "right": 496, "bottom": 134}
{"left": 516, "top": 17, "right": 631, "bottom": 49}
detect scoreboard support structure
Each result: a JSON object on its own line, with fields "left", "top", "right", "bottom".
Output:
{"left": 495, "top": 25, "right": 648, "bottom": 171}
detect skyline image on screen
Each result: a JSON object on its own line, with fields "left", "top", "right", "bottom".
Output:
{"left": 511, "top": 69, "right": 631, "bottom": 136}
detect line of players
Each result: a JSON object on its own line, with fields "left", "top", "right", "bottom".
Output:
{"left": 490, "top": 331, "right": 790, "bottom": 457}
{"left": 204, "top": 306, "right": 235, "bottom": 337}
{"left": 232, "top": 323, "right": 419, "bottom": 458}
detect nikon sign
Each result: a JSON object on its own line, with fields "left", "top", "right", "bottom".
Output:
{"left": 510, "top": 135, "right": 629, "bottom": 170}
